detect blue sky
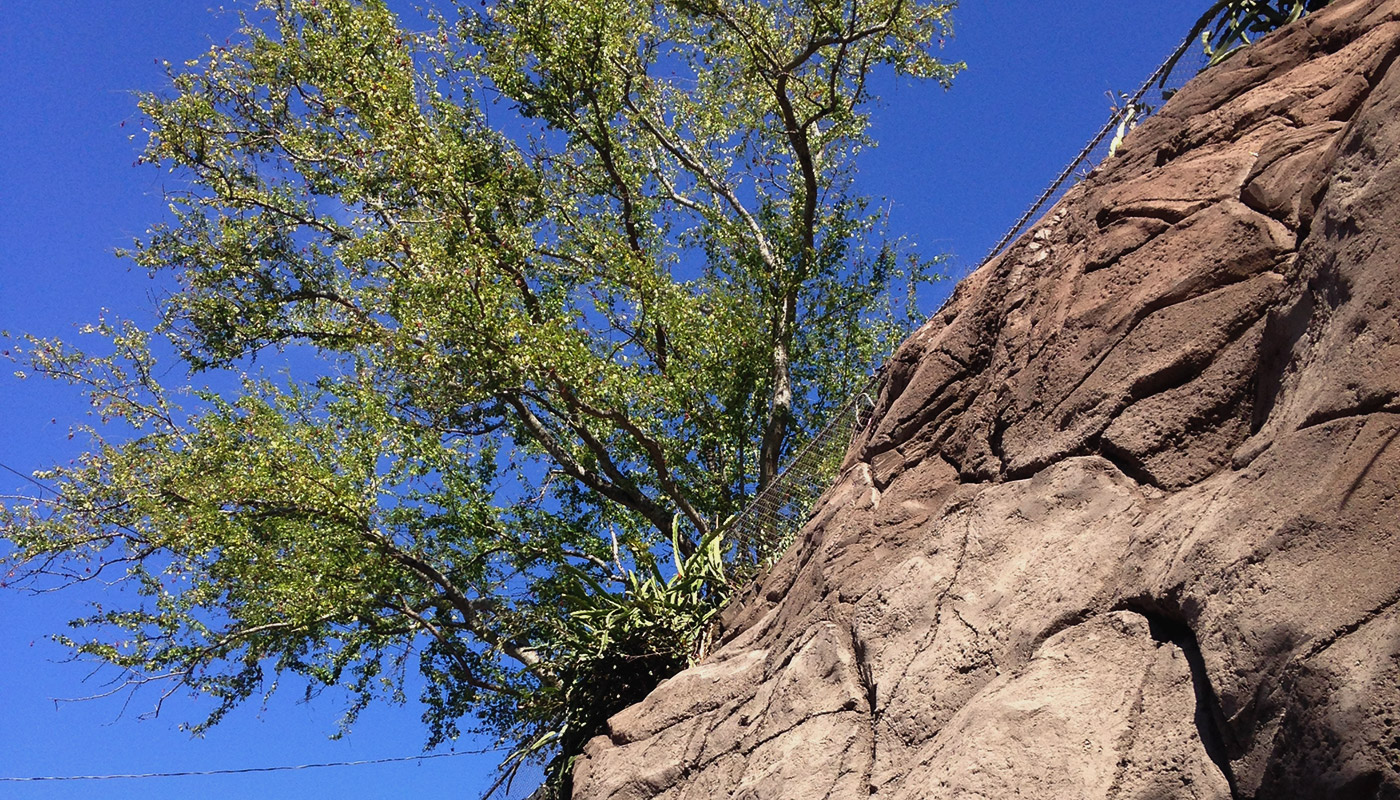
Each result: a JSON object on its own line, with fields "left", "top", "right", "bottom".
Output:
{"left": 1, "top": 2, "right": 1206, "bottom": 797}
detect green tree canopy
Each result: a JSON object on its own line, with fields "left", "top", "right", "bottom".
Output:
{"left": 2, "top": 0, "right": 958, "bottom": 793}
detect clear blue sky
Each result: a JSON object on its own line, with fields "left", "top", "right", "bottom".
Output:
{"left": 0, "top": 2, "right": 1205, "bottom": 797}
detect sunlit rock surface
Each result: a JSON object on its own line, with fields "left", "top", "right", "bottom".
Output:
{"left": 574, "top": 1, "right": 1400, "bottom": 797}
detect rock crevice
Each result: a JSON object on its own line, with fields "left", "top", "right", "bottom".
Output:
{"left": 1116, "top": 601, "right": 1242, "bottom": 798}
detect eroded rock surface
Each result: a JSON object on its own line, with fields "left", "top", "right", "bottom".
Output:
{"left": 573, "top": 2, "right": 1400, "bottom": 797}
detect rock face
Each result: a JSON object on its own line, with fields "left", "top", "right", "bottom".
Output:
{"left": 572, "top": 1, "right": 1400, "bottom": 797}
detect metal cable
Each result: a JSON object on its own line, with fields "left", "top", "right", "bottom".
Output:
{"left": 981, "top": 29, "right": 1201, "bottom": 263}
{"left": 0, "top": 749, "right": 496, "bottom": 783}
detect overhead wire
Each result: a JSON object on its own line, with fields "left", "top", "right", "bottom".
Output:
{"left": 0, "top": 749, "right": 497, "bottom": 783}
{"left": 0, "top": 459, "right": 57, "bottom": 495}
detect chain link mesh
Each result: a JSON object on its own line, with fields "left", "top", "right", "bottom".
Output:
{"left": 726, "top": 371, "right": 884, "bottom": 580}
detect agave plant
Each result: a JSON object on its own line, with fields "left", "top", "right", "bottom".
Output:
{"left": 496, "top": 521, "right": 733, "bottom": 799}
{"left": 1162, "top": 0, "right": 1332, "bottom": 86}
{"left": 1195, "top": 0, "right": 1333, "bottom": 65}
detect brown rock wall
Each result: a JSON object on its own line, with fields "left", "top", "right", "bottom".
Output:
{"left": 573, "top": 2, "right": 1400, "bottom": 797}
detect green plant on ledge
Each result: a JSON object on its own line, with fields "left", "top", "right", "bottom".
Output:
{"left": 1194, "top": 0, "right": 1333, "bottom": 66}
{"left": 502, "top": 522, "right": 731, "bottom": 799}
{"left": 1162, "top": 0, "right": 1333, "bottom": 88}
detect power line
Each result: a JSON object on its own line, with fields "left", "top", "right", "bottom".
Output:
{"left": 0, "top": 460, "right": 57, "bottom": 495}
{"left": 0, "top": 749, "right": 496, "bottom": 783}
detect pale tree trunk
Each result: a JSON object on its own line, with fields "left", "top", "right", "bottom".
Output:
{"left": 758, "top": 289, "right": 798, "bottom": 490}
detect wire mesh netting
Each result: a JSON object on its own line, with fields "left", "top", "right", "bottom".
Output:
{"left": 726, "top": 371, "right": 884, "bottom": 580}
{"left": 723, "top": 30, "right": 1215, "bottom": 578}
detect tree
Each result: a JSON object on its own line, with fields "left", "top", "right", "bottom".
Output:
{"left": 1, "top": 0, "right": 957, "bottom": 794}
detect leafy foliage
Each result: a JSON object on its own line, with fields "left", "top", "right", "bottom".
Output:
{"left": 1, "top": 0, "right": 957, "bottom": 794}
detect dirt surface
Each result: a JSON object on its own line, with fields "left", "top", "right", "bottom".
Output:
{"left": 572, "top": 1, "right": 1400, "bottom": 797}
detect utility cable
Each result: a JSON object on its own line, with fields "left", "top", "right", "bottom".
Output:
{"left": 0, "top": 749, "right": 496, "bottom": 782}
{"left": 0, "top": 460, "right": 56, "bottom": 495}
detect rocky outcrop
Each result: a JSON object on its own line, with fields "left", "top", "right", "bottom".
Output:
{"left": 573, "top": 1, "right": 1400, "bottom": 797}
